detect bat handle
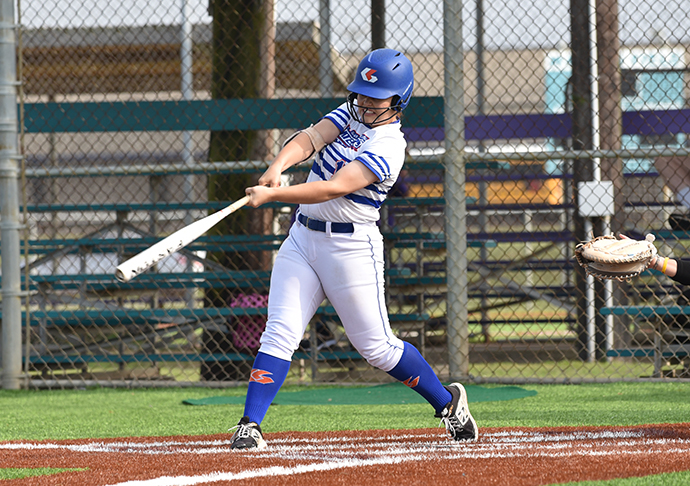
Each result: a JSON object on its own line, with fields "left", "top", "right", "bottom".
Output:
{"left": 231, "top": 195, "right": 251, "bottom": 211}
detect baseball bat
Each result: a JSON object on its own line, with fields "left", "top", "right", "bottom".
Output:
{"left": 115, "top": 195, "right": 250, "bottom": 283}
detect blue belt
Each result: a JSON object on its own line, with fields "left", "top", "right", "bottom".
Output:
{"left": 298, "top": 213, "right": 354, "bottom": 233}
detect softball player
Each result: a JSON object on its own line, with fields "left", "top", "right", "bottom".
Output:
{"left": 230, "top": 48, "right": 477, "bottom": 449}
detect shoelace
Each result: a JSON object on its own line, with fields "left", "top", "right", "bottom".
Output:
{"left": 229, "top": 423, "right": 254, "bottom": 440}
{"left": 439, "top": 409, "right": 470, "bottom": 438}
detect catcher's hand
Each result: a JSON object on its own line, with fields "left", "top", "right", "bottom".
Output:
{"left": 574, "top": 234, "right": 657, "bottom": 281}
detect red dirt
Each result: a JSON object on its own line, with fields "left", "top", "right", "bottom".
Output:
{"left": 2, "top": 423, "right": 690, "bottom": 485}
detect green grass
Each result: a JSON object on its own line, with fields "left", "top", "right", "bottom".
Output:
{"left": 554, "top": 471, "right": 690, "bottom": 486}
{"left": 0, "top": 468, "right": 85, "bottom": 480}
{"left": 1, "top": 383, "right": 689, "bottom": 484}
{"left": 1, "top": 382, "right": 689, "bottom": 441}
{"left": 469, "top": 361, "right": 657, "bottom": 380}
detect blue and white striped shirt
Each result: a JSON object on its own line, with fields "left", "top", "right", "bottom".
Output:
{"left": 298, "top": 102, "right": 407, "bottom": 224}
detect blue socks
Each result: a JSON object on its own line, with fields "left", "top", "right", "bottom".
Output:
{"left": 387, "top": 341, "right": 452, "bottom": 413}
{"left": 242, "top": 352, "right": 291, "bottom": 424}
{"left": 244, "top": 344, "right": 452, "bottom": 422}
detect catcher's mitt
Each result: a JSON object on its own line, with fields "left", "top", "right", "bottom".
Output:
{"left": 574, "top": 234, "right": 657, "bottom": 281}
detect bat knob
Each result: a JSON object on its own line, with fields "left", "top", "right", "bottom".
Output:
{"left": 115, "top": 268, "right": 128, "bottom": 283}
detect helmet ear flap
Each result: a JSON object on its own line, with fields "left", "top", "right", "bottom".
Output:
{"left": 346, "top": 92, "right": 361, "bottom": 122}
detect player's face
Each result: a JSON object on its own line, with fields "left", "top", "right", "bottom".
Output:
{"left": 356, "top": 94, "right": 396, "bottom": 126}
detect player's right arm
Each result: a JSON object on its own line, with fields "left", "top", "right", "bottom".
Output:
{"left": 258, "top": 119, "right": 340, "bottom": 188}
{"left": 247, "top": 159, "right": 379, "bottom": 207}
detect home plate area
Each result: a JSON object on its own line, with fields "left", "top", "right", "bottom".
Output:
{"left": 2, "top": 424, "right": 690, "bottom": 486}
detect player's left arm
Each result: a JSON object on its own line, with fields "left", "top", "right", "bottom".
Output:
{"left": 620, "top": 233, "right": 690, "bottom": 284}
{"left": 246, "top": 160, "right": 378, "bottom": 207}
{"left": 258, "top": 119, "right": 341, "bottom": 188}
{"left": 620, "top": 233, "right": 679, "bottom": 278}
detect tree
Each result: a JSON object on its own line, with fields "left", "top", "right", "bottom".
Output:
{"left": 202, "top": 0, "right": 273, "bottom": 381}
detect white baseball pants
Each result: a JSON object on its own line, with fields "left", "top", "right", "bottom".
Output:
{"left": 258, "top": 219, "right": 405, "bottom": 372}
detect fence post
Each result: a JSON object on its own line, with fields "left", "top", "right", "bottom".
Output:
{"left": 0, "top": 0, "right": 21, "bottom": 389}
{"left": 443, "top": 0, "right": 469, "bottom": 379}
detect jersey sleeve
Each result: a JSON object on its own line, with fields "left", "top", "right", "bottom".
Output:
{"left": 322, "top": 102, "right": 351, "bottom": 132}
{"left": 355, "top": 129, "right": 406, "bottom": 183}
{"left": 672, "top": 258, "right": 690, "bottom": 286}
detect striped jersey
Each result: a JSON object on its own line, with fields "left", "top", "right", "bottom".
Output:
{"left": 298, "top": 102, "right": 407, "bottom": 224}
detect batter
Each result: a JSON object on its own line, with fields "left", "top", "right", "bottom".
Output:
{"left": 230, "top": 48, "right": 477, "bottom": 449}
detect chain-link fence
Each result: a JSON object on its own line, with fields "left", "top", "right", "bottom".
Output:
{"left": 4, "top": 0, "right": 690, "bottom": 388}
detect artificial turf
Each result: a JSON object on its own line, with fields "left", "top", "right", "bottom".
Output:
{"left": 1, "top": 382, "right": 689, "bottom": 484}
{"left": 1, "top": 382, "right": 689, "bottom": 440}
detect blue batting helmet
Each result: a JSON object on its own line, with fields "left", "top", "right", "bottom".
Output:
{"left": 347, "top": 48, "right": 414, "bottom": 112}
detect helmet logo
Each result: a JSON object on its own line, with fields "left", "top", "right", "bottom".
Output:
{"left": 360, "top": 68, "right": 378, "bottom": 83}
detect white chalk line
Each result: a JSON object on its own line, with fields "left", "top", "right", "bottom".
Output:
{"left": 104, "top": 455, "right": 412, "bottom": 486}
{"left": 1, "top": 430, "right": 684, "bottom": 456}
{"left": 103, "top": 445, "right": 690, "bottom": 486}
{"left": 0, "top": 428, "right": 653, "bottom": 453}
{"left": 4, "top": 429, "right": 690, "bottom": 486}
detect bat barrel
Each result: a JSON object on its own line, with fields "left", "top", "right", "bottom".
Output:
{"left": 112, "top": 195, "right": 250, "bottom": 283}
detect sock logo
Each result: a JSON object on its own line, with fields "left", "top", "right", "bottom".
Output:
{"left": 403, "top": 376, "right": 420, "bottom": 388}
{"left": 249, "top": 369, "right": 274, "bottom": 384}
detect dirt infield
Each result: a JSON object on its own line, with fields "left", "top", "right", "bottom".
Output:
{"left": 2, "top": 423, "right": 690, "bottom": 485}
